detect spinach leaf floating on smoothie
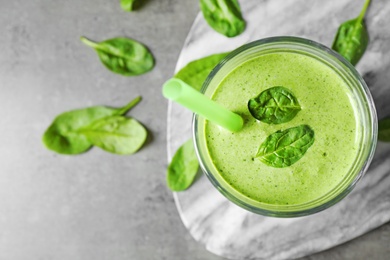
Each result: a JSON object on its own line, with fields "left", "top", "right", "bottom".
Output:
{"left": 199, "top": 0, "right": 246, "bottom": 37}
{"left": 120, "top": 0, "right": 141, "bottom": 11}
{"left": 79, "top": 116, "right": 147, "bottom": 154}
{"left": 175, "top": 52, "right": 229, "bottom": 91}
{"left": 80, "top": 36, "right": 154, "bottom": 76}
{"left": 256, "top": 125, "right": 315, "bottom": 168}
{"left": 248, "top": 86, "right": 301, "bottom": 124}
{"left": 167, "top": 139, "right": 200, "bottom": 191}
{"left": 42, "top": 97, "right": 142, "bottom": 155}
{"left": 378, "top": 118, "right": 390, "bottom": 142}
{"left": 332, "top": 0, "right": 370, "bottom": 66}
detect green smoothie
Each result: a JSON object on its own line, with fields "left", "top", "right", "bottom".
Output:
{"left": 204, "top": 52, "right": 360, "bottom": 206}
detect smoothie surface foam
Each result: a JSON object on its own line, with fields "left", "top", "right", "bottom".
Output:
{"left": 205, "top": 52, "right": 360, "bottom": 205}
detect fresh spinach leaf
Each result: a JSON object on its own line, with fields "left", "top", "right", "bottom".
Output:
{"left": 120, "top": 0, "right": 141, "bottom": 11}
{"left": 200, "top": 0, "right": 246, "bottom": 37}
{"left": 42, "top": 97, "right": 141, "bottom": 154}
{"left": 175, "top": 52, "right": 229, "bottom": 91}
{"left": 167, "top": 139, "right": 200, "bottom": 191}
{"left": 248, "top": 86, "right": 301, "bottom": 124}
{"left": 378, "top": 118, "right": 390, "bottom": 142}
{"left": 332, "top": 0, "right": 370, "bottom": 65}
{"left": 255, "top": 125, "right": 315, "bottom": 168}
{"left": 80, "top": 36, "right": 154, "bottom": 76}
{"left": 79, "top": 116, "right": 147, "bottom": 154}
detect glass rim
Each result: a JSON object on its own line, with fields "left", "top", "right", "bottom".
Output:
{"left": 192, "top": 36, "right": 378, "bottom": 217}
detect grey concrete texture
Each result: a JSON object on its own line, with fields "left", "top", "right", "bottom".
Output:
{"left": 0, "top": 0, "right": 388, "bottom": 259}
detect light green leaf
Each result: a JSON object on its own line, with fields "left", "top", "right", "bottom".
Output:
{"left": 79, "top": 116, "right": 147, "bottom": 154}
{"left": 248, "top": 86, "right": 301, "bottom": 124}
{"left": 175, "top": 52, "right": 229, "bottom": 91}
{"left": 120, "top": 0, "right": 141, "bottom": 12}
{"left": 200, "top": 0, "right": 246, "bottom": 37}
{"left": 42, "top": 97, "right": 141, "bottom": 154}
{"left": 332, "top": 0, "right": 370, "bottom": 65}
{"left": 256, "top": 125, "right": 315, "bottom": 168}
{"left": 167, "top": 139, "right": 199, "bottom": 191}
{"left": 81, "top": 36, "right": 154, "bottom": 76}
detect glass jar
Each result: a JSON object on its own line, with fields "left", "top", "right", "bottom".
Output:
{"left": 193, "top": 36, "right": 377, "bottom": 217}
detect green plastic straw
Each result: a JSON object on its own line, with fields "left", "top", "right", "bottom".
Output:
{"left": 163, "top": 78, "right": 244, "bottom": 132}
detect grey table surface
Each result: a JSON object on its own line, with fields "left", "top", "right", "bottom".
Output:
{"left": 0, "top": 0, "right": 388, "bottom": 260}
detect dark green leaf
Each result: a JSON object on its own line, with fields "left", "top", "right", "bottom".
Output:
{"left": 332, "top": 0, "right": 370, "bottom": 65}
{"left": 248, "top": 86, "right": 301, "bottom": 124}
{"left": 79, "top": 116, "right": 147, "bottom": 154}
{"left": 378, "top": 118, "right": 390, "bottom": 142}
{"left": 200, "top": 0, "right": 246, "bottom": 37}
{"left": 167, "top": 139, "right": 199, "bottom": 191}
{"left": 42, "top": 97, "right": 141, "bottom": 154}
{"left": 80, "top": 36, "right": 154, "bottom": 76}
{"left": 120, "top": 0, "right": 142, "bottom": 11}
{"left": 175, "top": 52, "right": 229, "bottom": 91}
{"left": 256, "top": 125, "right": 315, "bottom": 168}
